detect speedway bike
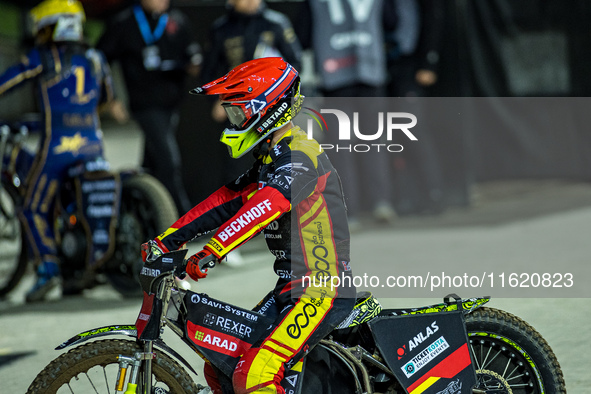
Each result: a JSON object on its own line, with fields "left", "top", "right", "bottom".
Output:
{"left": 27, "top": 249, "right": 565, "bottom": 393}
{"left": 0, "top": 119, "right": 178, "bottom": 298}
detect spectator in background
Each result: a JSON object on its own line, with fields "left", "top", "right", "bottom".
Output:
{"left": 97, "top": 0, "right": 201, "bottom": 215}
{"left": 202, "top": 0, "right": 302, "bottom": 103}
{"left": 386, "top": 0, "right": 446, "bottom": 215}
{"left": 296, "top": 0, "right": 398, "bottom": 227}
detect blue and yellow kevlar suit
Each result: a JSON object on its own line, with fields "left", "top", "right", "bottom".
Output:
{"left": 0, "top": 42, "right": 114, "bottom": 266}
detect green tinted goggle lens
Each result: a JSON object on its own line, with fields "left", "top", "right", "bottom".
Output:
{"left": 223, "top": 104, "right": 247, "bottom": 127}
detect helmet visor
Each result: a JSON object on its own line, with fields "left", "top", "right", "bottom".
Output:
{"left": 223, "top": 103, "right": 247, "bottom": 128}
{"left": 52, "top": 15, "right": 83, "bottom": 41}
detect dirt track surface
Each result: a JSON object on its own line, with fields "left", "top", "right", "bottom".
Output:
{"left": 1, "top": 126, "right": 589, "bottom": 392}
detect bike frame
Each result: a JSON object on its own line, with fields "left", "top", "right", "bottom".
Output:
{"left": 55, "top": 248, "right": 492, "bottom": 394}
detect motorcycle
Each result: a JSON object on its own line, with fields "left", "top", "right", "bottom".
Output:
{"left": 0, "top": 119, "right": 178, "bottom": 298}
{"left": 27, "top": 249, "right": 566, "bottom": 393}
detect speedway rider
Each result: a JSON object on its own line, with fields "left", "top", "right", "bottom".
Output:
{"left": 0, "top": 0, "right": 116, "bottom": 302}
{"left": 142, "top": 57, "right": 355, "bottom": 394}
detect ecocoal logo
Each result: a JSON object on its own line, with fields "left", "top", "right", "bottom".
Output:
{"left": 303, "top": 107, "right": 417, "bottom": 153}
{"left": 286, "top": 302, "right": 318, "bottom": 339}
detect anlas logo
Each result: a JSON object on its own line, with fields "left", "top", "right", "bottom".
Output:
{"left": 304, "top": 107, "right": 417, "bottom": 153}
{"left": 409, "top": 321, "right": 439, "bottom": 351}
{"left": 398, "top": 321, "right": 440, "bottom": 360}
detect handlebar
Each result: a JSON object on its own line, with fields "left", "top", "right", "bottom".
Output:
{"left": 138, "top": 248, "right": 220, "bottom": 294}
{"left": 198, "top": 255, "right": 218, "bottom": 271}
{"left": 0, "top": 114, "right": 41, "bottom": 136}
{"left": 0, "top": 123, "right": 24, "bottom": 137}
{"left": 0, "top": 117, "right": 40, "bottom": 179}
{"left": 138, "top": 249, "right": 188, "bottom": 294}
{"left": 0, "top": 117, "right": 41, "bottom": 144}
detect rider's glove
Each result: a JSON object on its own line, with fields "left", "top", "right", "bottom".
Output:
{"left": 186, "top": 249, "right": 218, "bottom": 281}
{"left": 141, "top": 240, "right": 164, "bottom": 263}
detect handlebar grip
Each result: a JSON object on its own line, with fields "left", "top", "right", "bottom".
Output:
{"left": 200, "top": 258, "right": 217, "bottom": 271}
{"left": 174, "top": 260, "right": 188, "bottom": 279}
{"left": 174, "top": 256, "right": 215, "bottom": 279}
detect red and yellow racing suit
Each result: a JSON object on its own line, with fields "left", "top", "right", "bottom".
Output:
{"left": 155, "top": 126, "right": 355, "bottom": 393}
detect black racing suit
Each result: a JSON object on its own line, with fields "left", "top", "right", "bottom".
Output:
{"left": 155, "top": 126, "right": 355, "bottom": 393}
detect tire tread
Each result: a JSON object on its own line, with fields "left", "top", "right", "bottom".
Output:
{"left": 26, "top": 339, "right": 199, "bottom": 393}
{"left": 466, "top": 307, "right": 566, "bottom": 393}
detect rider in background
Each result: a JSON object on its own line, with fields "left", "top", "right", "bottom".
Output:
{"left": 142, "top": 57, "right": 355, "bottom": 394}
{"left": 0, "top": 0, "right": 117, "bottom": 302}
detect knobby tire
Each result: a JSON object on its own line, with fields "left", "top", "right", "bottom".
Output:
{"left": 466, "top": 307, "right": 566, "bottom": 393}
{"left": 26, "top": 339, "right": 199, "bottom": 393}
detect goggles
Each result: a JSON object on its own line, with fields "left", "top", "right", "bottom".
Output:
{"left": 52, "top": 15, "right": 83, "bottom": 41}
{"left": 222, "top": 103, "right": 248, "bottom": 128}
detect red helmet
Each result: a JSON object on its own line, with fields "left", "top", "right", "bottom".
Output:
{"left": 191, "top": 57, "right": 303, "bottom": 158}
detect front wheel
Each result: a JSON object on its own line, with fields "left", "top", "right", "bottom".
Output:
{"left": 105, "top": 173, "right": 178, "bottom": 297}
{"left": 27, "top": 339, "right": 200, "bottom": 393}
{"left": 0, "top": 181, "right": 28, "bottom": 298}
{"left": 465, "top": 307, "right": 566, "bottom": 394}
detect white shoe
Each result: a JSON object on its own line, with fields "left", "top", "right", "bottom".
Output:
{"left": 373, "top": 201, "right": 396, "bottom": 223}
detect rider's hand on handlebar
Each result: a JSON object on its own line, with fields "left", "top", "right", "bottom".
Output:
{"left": 141, "top": 240, "right": 164, "bottom": 263}
{"left": 186, "top": 249, "right": 218, "bottom": 281}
